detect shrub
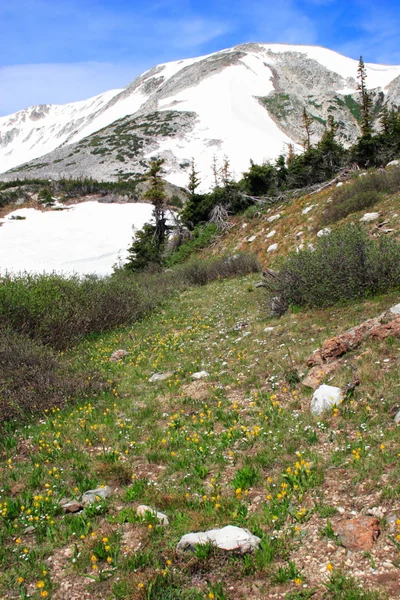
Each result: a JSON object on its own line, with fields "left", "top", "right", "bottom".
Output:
{"left": 264, "top": 224, "right": 400, "bottom": 314}
{"left": 321, "top": 190, "right": 381, "bottom": 224}
{"left": 0, "top": 326, "right": 100, "bottom": 426}
{"left": 0, "top": 254, "right": 259, "bottom": 350}
{"left": 322, "top": 165, "right": 400, "bottom": 226}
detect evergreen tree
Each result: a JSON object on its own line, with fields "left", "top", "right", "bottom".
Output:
{"left": 220, "top": 156, "right": 232, "bottom": 187}
{"left": 357, "top": 56, "right": 373, "bottom": 138}
{"left": 275, "top": 154, "right": 288, "bottom": 189}
{"left": 188, "top": 158, "right": 200, "bottom": 196}
{"left": 143, "top": 157, "right": 168, "bottom": 246}
{"left": 211, "top": 155, "right": 220, "bottom": 188}
{"left": 286, "top": 143, "right": 296, "bottom": 166}
{"left": 302, "top": 108, "right": 314, "bottom": 150}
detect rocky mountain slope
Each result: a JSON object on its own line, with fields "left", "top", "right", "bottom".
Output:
{"left": 2, "top": 43, "right": 400, "bottom": 189}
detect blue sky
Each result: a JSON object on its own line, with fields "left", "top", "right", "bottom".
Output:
{"left": 1, "top": 0, "right": 400, "bottom": 115}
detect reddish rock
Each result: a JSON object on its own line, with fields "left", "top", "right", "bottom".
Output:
{"left": 307, "top": 311, "right": 400, "bottom": 366}
{"left": 302, "top": 361, "right": 342, "bottom": 388}
{"left": 334, "top": 516, "right": 380, "bottom": 551}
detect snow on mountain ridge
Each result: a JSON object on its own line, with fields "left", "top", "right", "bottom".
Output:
{"left": 1, "top": 43, "right": 400, "bottom": 188}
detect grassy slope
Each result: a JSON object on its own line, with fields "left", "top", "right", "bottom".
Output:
{"left": 1, "top": 272, "right": 399, "bottom": 599}
{"left": 0, "top": 177, "right": 400, "bottom": 599}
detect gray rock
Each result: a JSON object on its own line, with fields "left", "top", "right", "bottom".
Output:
{"left": 394, "top": 410, "right": 400, "bottom": 424}
{"left": 389, "top": 303, "right": 400, "bottom": 315}
{"left": 267, "top": 243, "right": 278, "bottom": 252}
{"left": 267, "top": 213, "right": 280, "bottom": 223}
{"left": 387, "top": 159, "right": 400, "bottom": 167}
{"left": 136, "top": 505, "right": 169, "bottom": 525}
{"left": 311, "top": 384, "right": 344, "bottom": 415}
{"left": 191, "top": 371, "right": 209, "bottom": 380}
{"left": 247, "top": 235, "right": 257, "bottom": 243}
{"left": 317, "top": 227, "right": 331, "bottom": 237}
{"left": 177, "top": 525, "right": 260, "bottom": 554}
{"left": 360, "top": 212, "right": 380, "bottom": 222}
{"left": 149, "top": 371, "right": 175, "bottom": 382}
{"left": 81, "top": 486, "right": 113, "bottom": 505}
{"left": 110, "top": 349, "right": 129, "bottom": 362}
{"left": 61, "top": 500, "right": 83, "bottom": 513}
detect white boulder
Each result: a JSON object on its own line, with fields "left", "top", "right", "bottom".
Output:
{"left": 310, "top": 384, "right": 344, "bottom": 415}
{"left": 387, "top": 159, "right": 400, "bottom": 168}
{"left": 360, "top": 212, "right": 380, "bottom": 223}
{"left": 149, "top": 371, "right": 175, "bottom": 382}
{"left": 267, "top": 243, "right": 278, "bottom": 252}
{"left": 394, "top": 410, "right": 400, "bottom": 424}
{"left": 177, "top": 525, "right": 260, "bottom": 554}
{"left": 136, "top": 505, "right": 169, "bottom": 525}
{"left": 267, "top": 213, "right": 280, "bottom": 223}
{"left": 82, "top": 486, "right": 113, "bottom": 505}
{"left": 389, "top": 303, "right": 400, "bottom": 315}
{"left": 191, "top": 371, "right": 209, "bottom": 380}
{"left": 317, "top": 228, "right": 331, "bottom": 238}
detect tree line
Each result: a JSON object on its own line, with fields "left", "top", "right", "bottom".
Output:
{"left": 124, "top": 57, "right": 400, "bottom": 271}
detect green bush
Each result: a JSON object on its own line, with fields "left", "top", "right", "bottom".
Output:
{"left": 165, "top": 224, "right": 217, "bottom": 266}
{"left": 0, "top": 254, "right": 259, "bottom": 350}
{"left": 0, "top": 326, "right": 100, "bottom": 426}
{"left": 263, "top": 224, "right": 400, "bottom": 314}
{"left": 321, "top": 190, "right": 381, "bottom": 224}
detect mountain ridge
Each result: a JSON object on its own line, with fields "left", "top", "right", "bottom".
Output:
{"left": 2, "top": 42, "right": 400, "bottom": 189}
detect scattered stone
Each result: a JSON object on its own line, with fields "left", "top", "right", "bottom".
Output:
{"left": 267, "top": 243, "right": 278, "bottom": 252}
{"left": 387, "top": 159, "right": 400, "bottom": 167}
{"left": 267, "top": 213, "right": 280, "bottom": 223}
{"left": 247, "top": 235, "right": 257, "bottom": 243}
{"left": 177, "top": 525, "right": 260, "bottom": 554}
{"left": 232, "top": 321, "right": 249, "bottom": 331}
{"left": 367, "top": 506, "right": 385, "bottom": 519}
{"left": 191, "top": 371, "right": 209, "bottom": 380}
{"left": 110, "top": 349, "right": 128, "bottom": 362}
{"left": 310, "top": 384, "right": 343, "bottom": 415}
{"left": 334, "top": 516, "right": 380, "bottom": 551}
{"left": 386, "top": 511, "right": 400, "bottom": 533}
{"left": 24, "top": 526, "right": 35, "bottom": 534}
{"left": 136, "top": 505, "right": 169, "bottom": 525}
{"left": 360, "top": 212, "right": 380, "bottom": 222}
{"left": 302, "top": 205, "right": 314, "bottom": 214}
{"left": 61, "top": 501, "right": 83, "bottom": 513}
{"left": 302, "top": 362, "right": 341, "bottom": 389}
{"left": 264, "top": 326, "right": 275, "bottom": 333}
{"left": 266, "top": 229, "right": 276, "bottom": 238}
{"left": 389, "top": 303, "right": 400, "bottom": 315}
{"left": 149, "top": 371, "right": 175, "bottom": 382}
{"left": 394, "top": 410, "right": 400, "bottom": 424}
{"left": 81, "top": 486, "right": 113, "bottom": 505}
{"left": 336, "top": 182, "right": 344, "bottom": 187}
{"left": 317, "top": 227, "right": 331, "bottom": 237}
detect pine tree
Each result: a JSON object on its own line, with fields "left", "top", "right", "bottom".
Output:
{"left": 302, "top": 108, "right": 314, "bottom": 150}
{"left": 286, "top": 143, "right": 296, "bottom": 166}
{"left": 188, "top": 158, "right": 200, "bottom": 196}
{"left": 143, "top": 157, "right": 168, "bottom": 246}
{"left": 220, "top": 156, "right": 232, "bottom": 187}
{"left": 357, "top": 56, "right": 373, "bottom": 138}
{"left": 211, "top": 155, "right": 220, "bottom": 188}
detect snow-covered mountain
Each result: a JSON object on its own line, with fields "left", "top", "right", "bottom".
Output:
{"left": 2, "top": 43, "right": 400, "bottom": 189}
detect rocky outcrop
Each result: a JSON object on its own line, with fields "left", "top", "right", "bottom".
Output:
{"left": 307, "top": 304, "right": 400, "bottom": 367}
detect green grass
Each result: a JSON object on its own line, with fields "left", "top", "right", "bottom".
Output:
{"left": 0, "top": 271, "right": 398, "bottom": 599}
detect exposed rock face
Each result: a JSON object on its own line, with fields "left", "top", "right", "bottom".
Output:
{"left": 177, "top": 525, "right": 261, "bottom": 554}
{"left": 334, "top": 516, "right": 380, "bottom": 551}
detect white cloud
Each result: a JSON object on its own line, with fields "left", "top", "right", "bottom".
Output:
{"left": 0, "top": 62, "right": 147, "bottom": 116}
